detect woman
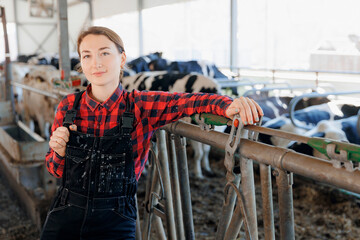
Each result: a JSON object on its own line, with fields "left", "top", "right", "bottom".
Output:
{"left": 41, "top": 26, "right": 263, "bottom": 239}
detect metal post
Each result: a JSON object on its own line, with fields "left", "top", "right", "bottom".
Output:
{"left": 135, "top": 194, "right": 142, "bottom": 240}
{"left": 167, "top": 133, "right": 185, "bottom": 240}
{"left": 13, "top": 0, "right": 20, "bottom": 56}
{"left": 240, "top": 157, "right": 258, "bottom": 239}
{"left": 260, "top": 163, "right": 275, "bottom": 240}
{"left": 230, "top": 0, "right": 238, "bottom": 71}
{"left": 1, "top": 7, "right": 11, "bottom": 101}
{"left": 142, "top": 144, "right": 166, "bottom": 240}
{"left": 274, "top": 168, "right": 295, "bottom": 240}
{"left": 173, "top": 135, "right": 195, "bottom": 240}
{"left": 151, "top": 169, "right": 167, "bottom": 240}
{"left": 86, "top": 0, "right": 93, "bottom": 25}
{"left": 1, "top": 7, "right": 16, "bottom": 122}
{"left": 57, "top": 0, "right": 71, "bottom": 81}
{"left": 138, "top": 0, "right": 144, "bottom": 56}
{"left": 215, "top": 175, "right": 240, "bottom": 240}
{"left": 156, "top": 130, "right": 177, "bottom": 240}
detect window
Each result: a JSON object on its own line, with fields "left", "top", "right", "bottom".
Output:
{"left": 94, "top": 12, "right": 139, "bottom": 59}
{"left": 143, "top": 0, "right": 230, "bottom": 67}
{"left": 237, "top": 0, "right": 360, "bottom": 70}
{"left": 0, "top": 23, "right": 18, "bottom": 62}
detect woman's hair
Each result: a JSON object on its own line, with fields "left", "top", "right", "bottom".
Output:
{"left": 77, "top": 26, "right": 125, "bottom": 80}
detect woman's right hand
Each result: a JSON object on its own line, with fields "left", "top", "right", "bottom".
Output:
{"left": 49, "top": 125, "right": 77, "bottom": 157}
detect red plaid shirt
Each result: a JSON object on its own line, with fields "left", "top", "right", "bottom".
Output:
{"left": 45, "top": 83, "right": 233, "bottom": 181}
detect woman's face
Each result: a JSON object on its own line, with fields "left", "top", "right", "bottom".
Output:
{"left": 79, "top": 34, "right": 126, "bottom": 89}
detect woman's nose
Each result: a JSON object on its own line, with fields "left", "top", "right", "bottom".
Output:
{"left": 93, "top": 55, "right": 102, "bottom": 68}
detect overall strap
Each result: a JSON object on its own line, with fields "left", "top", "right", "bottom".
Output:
{"left": 121, "top": 91, "right": 134, "bottom": 135}
{"left": 63, "top": 90, "right": 85, "bottom": 128}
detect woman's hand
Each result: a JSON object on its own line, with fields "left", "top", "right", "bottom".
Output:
{"left": 225, "top": 97, "right": 263, "bottom": 125}
{"left": 49, "top": 124, "right": 77, "bottom": 157}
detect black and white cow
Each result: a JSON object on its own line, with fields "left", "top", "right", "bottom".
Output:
{"left": 289, "top": 115, "right": 360, "bottom": 160}
{"left": 121, "top": 71, "right": 220, "bottom": 94}
{"left": 257, "top": 101, "right": 360, "bottom": 161}
{"left": 122, "top": 71, "right": 221, "bottom": 178}
{"left": 148, "top": 58, "right": 227, "bottom": 79}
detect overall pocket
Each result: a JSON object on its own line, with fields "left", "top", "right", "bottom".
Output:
{"left": 98, "top": 154, "right": 126, "bottom": 194}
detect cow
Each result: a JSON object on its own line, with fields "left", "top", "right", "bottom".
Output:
{"left": 289, "top": 116, "right": 360, "bottom": 160}
{"left": 121, "top": 71, "right": 220, "bottom": 94}
{"left": 122, "top": 71, "right": 221, "bottom": 178}
{"left": 126, "top": 52, "right": 163, "bottom": 73}
{"left": 148, "top": 58, "right": 228, "bottom": 79}
{"left": 22, "top": 72, "right": 59, "bottom": 139}
{"left": 258, "top": 101, "right": 347, "bottom": 147}
{"left": 257, "top": 100, "right": 360, "bottom": 162}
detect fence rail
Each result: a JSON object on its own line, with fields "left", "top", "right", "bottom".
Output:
{"left": 140, "top": 120, "right": 360, "bottom": 240}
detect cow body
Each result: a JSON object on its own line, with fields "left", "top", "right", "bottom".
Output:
{"left": 122, "top": 71, "right": 221, "bottom": 178}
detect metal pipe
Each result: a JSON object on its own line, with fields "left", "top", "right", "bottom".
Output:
{"left": 1, "top": 7, "right": 12, "bottom": 102}
{"left": 167, "top": 133, "right": 185, "bottom": 240}
{"left": 274, "top": 167, "right": 295, "bottom": 240}
{"left": 142, "top": 146, "right": 166, "bottom": 240}
{"left": 245, "top": 125, "right": 309, "bottom": 144}
{"left": 138, "top": 0, "right": 144, "bottom": 56}
{"left": 57, "top": 0, "right": 71, "bottom": 81}
{"left": 135, "top": 194, "right": 142, "bottom": 240}
{"left": 230, "top": 0, "right": 237, "bottom": 72}
{"left": 215, "top": 175, "right": 240, "bottom": 240}
{"left": 11, "top": 82, "right": 60, "bottom": 99}
{"left": 243, "top": 85, "right": 316, "bottom": 97}
{"left": 173, "top": 135, "right": 195, "bottom": 240}
{"left": 240, "top": 157, "right": 258, "bottom": 239}
{"left": 161, "top": 121, "right": 360, "bottom": 193}
{"left": 156, "top": 130, "right": 177, "bottom": 240}
{"left": 223, "top": 183, "right": 251, "bottom": 240}
{"left": 259, "top": 163, "right": 275, "bottom": 240}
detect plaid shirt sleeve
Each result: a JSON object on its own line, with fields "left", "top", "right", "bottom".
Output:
{"left": 131, "top": 90, "right": 233, "bottom": 131}
{"left": 45, "top": 94, "right": 74, "bottom": 178}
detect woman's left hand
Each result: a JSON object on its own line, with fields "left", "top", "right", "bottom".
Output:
{"left": 225, "top": 97, "right": 263, "bottom": 125}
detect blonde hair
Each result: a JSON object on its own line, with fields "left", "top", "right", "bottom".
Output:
{"left": 77, "top": 26, "right": 125, "bottom": 80}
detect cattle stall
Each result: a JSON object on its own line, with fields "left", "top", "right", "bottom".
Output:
{"left": 140, "top": 116, "right": 360, "bottom": 239}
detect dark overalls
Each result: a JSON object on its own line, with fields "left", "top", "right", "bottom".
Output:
{"left": 41, "top": 91, "right": 137, "bottom": 240}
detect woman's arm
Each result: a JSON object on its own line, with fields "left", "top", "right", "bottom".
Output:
{"left": 131, "top": 90, "right": 263, "bottom": 131}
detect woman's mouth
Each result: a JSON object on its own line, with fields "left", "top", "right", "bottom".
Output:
{"left": 92, "top": 71, "right": 106, "bottom": 77}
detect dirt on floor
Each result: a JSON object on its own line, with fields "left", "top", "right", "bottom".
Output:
{"left": 1, "top": 154, "right": 360, "bottom": 240}
{"left": 136, "top": 153, "right": 360, "bottom": 240}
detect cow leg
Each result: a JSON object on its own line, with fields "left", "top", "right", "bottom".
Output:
{"left": 44, "top": 122, "right": 51, "bottom": 140}
{"left": 201, "top": 144, "right": 216, "bottom": 177}
{"left": 189, "top": 140, "right": 204, "bottom": 179}
{"left": 36, "top": 113, "right": 46, "bottom": 138}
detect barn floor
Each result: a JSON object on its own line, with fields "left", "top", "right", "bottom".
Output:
{"left": 0, "top": 153, "right": 359, "bottom": 240}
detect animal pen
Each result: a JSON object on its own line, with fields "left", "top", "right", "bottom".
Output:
{"left": 136, "top": 114, "right": 360, "bottom": 240}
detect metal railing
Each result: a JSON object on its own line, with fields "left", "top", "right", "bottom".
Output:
{"left": 139, "top": 118, "right": 360, "bottom": 240}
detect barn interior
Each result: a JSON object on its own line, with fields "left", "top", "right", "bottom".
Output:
{"left": 1, "top": 0, "right": 360, "bottom": 239}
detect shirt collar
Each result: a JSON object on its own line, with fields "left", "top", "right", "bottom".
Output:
{"left": 85, "top": 83, "right": 124, "bottom": 112}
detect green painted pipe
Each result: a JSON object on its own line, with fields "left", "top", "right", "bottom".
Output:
{"left": 308, "top": 138, "right": 360, "bottom": 163}
{"left": 190, "top": 113, "right": 360, "bottom": 163}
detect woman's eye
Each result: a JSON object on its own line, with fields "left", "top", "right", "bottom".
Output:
{"left": 102, "top": 52, "right": 110, "bottom": 56}
{"left": 82, "top": 55, "right": 90, "bottom": 59}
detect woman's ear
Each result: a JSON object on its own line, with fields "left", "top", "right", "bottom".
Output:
{"left": 120, "top": 52, "right": 127, "bottom": 68}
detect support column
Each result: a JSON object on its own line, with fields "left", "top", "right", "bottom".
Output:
{"left": 230, "top": 0, "right": 238, "bottom": 71}
{"left": 57, "top": 0, "right": 71, "bottom": 82}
